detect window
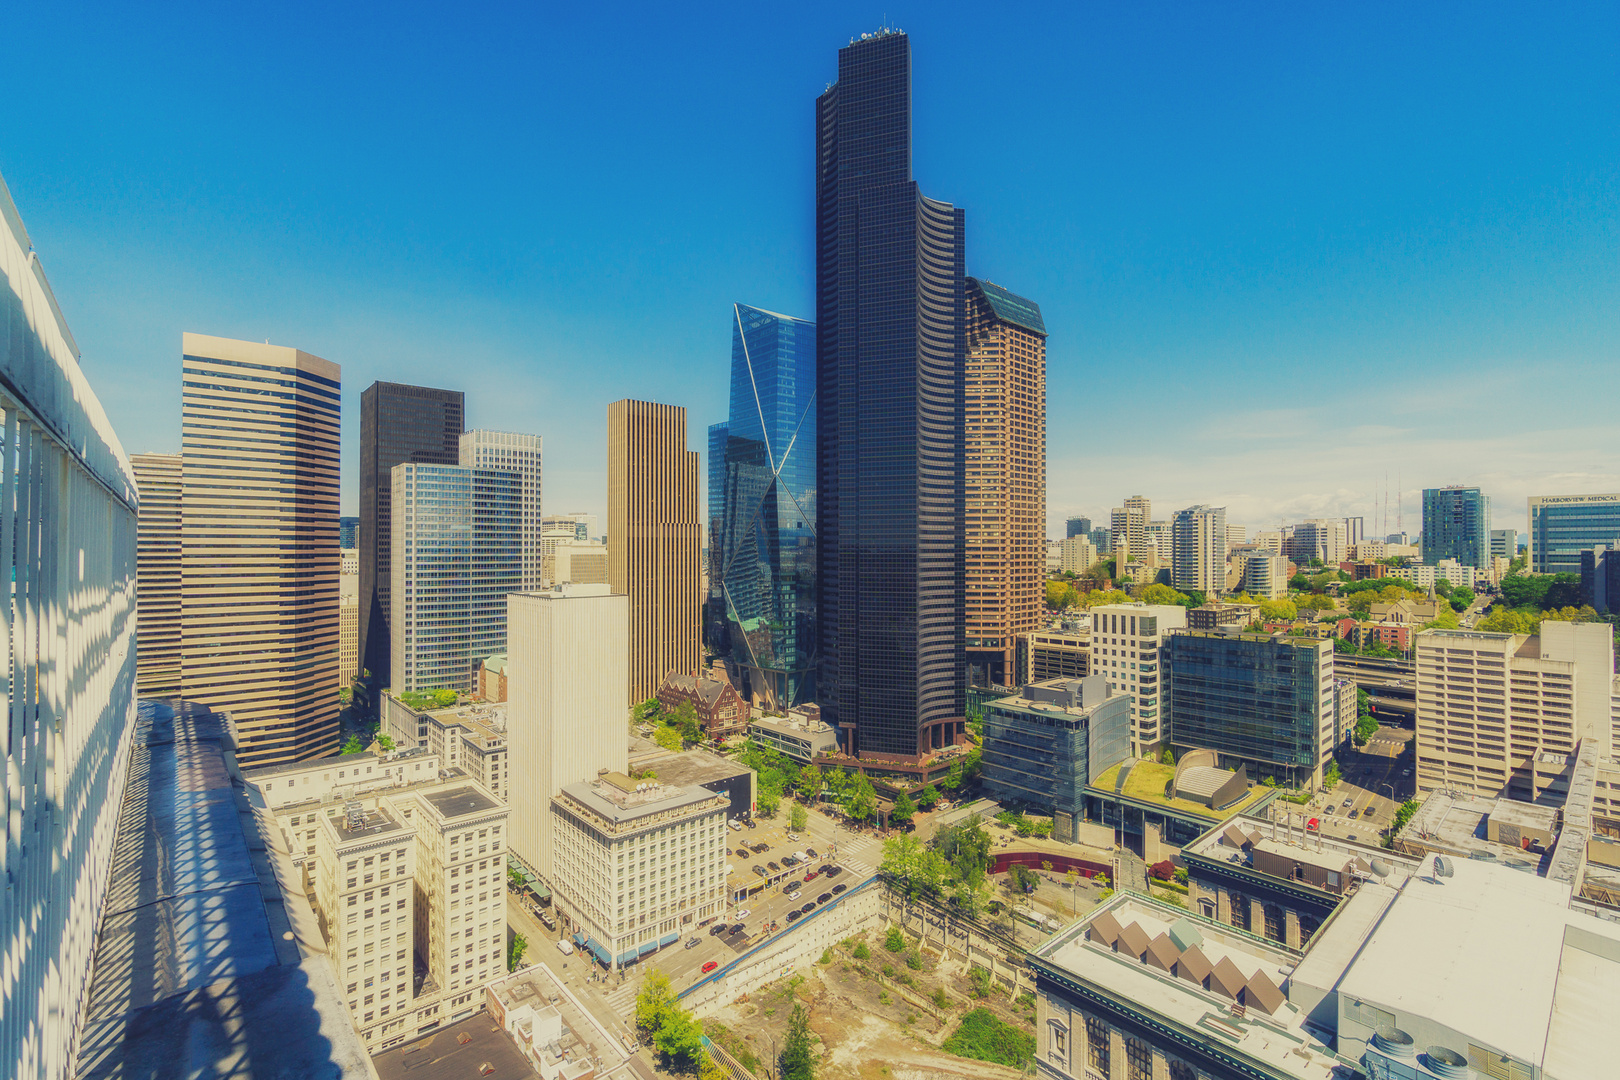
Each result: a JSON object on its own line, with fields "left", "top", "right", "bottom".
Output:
{"left": 1125, "top": 1037, "right": 1153, "bottom": 1080}
{"left": 1050, "top": 1025, "right": 1067, "bottom": 1056}
{"left": 1229, "top": 893, "right": 1250, "bottom": 931}
{"left": 1263, "top": 904, "right": 1285, "bottom": 942}
{"left": 1169, "top": 1062, "right": 1196, "bottom": 1080}
{"left": 1085, "top": 1016, "right": 1110, "bottom": 1074}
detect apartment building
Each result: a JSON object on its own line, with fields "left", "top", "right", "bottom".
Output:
{"left": 409, "top": 786, "right": 509, "bottom": 1008}
{"left": 1060, "top": 535, "right": 1097, "bottom": 575}
{"left": 549, "top": 772, "right": 729, "bottom": 969}
{"left": 1416, "top": 622, "right": 1616, "bottom": 801}
{"left": 1089, "top": 604, "right": 1186, "bottom": 756}
{"left": 1242, "top": 551, "right": 1288, "bottom": 599}
{"left": 316, "top": 803, "right": 417, "bottom": 1048}
{"left": 1171, "top": 505, "right": 1226, "bottom": 596}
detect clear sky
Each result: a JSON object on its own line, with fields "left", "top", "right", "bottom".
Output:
{"left": 3, "top": 2, "right": 1615, "bottom": 539}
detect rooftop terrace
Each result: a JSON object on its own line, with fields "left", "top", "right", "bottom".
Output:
{"left": 1091, "top": 760, "right": 1272, "bottom": 821}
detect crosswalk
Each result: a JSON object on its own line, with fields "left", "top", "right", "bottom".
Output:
{"left": 602, "top": 980, "right": 639, "bottom": 1019}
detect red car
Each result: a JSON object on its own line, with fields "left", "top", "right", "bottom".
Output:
{"left": 701, "top": 961, "right": 718, "bottom": 974}
{"left": 1307, "top": 817, "right": 1320, "bottom": 832}
{"left": 804, "top": 869, "right": 820, "bottom": 882}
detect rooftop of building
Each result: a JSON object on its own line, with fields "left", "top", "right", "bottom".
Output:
{"left": 626, "top": 740, "right": 753, "bottom": 785}
{"left": 1317, "top": 854, "right": 1620, "bottom": 1079}
{"left": 1395, "top": 791, "right": 1552, "bottom": 874}
{"left": 482, "top": 654, "right": 507, "bottom": 674}
{"left": 967, "top": 277, "right": 1047, "bottom": 338}
{"left": 421, "top": 784, "right": 502, "bottom": 821}
{"left": 372, "top": 1015, "right": 535, "bottom": 1080}
{"left": 559, "top": 776, "right": 722, "bottom": 825}
{"left": 1186, "top": 813, "right": 1416, "bottom": 881}
{"left": 1090, "top": 759, "right": 1272, "bottom": 821}
{"left": 330, "top": 803, "right": 407, "bottom": 842}
{"left": 988, "top": 675, "right": 1120, "bottom": 720}
{"left": 750, "top": 712, "right": 838, "bottom": 737}
{"left": 1172, "top": 628, "right": 1329, "bottom": 648}
{"left": 76, "top": 700, "right": 374, "bottom": 1080}
{"left": 1033, "top": 894, "right": 1349, "bottom": 1080}
{"left": 660, "top": 671, "right": 734, "bottom": 707}
{"left": 244, "top": 743, "right": 439, "bottom": 780}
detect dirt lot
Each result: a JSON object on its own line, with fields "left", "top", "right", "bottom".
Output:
{"left": 701, "top": 928, "right": 1033, "bottom": 1080}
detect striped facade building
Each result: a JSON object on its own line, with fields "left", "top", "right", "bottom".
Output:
{"left": 180, "top": 333, "right": 342, "bottom": 767}
{"left": 132, "top": 451, "right": 183, "bottom": 696}
{"left": 607, "top": 399, "right": 701, "bottom": 704}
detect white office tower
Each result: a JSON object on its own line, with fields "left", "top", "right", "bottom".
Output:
{"left": 507, "top": 584, "right": 629, "bottom": 884}
{"left": 460, "top": 430, "right": 543, "bottom": 590}
{"left": 1171, "top": 504, "right": 1226, "bottom": 595}
{"left": 1243, "top": 551, "right": 1288, "bottom": 599}
{"left": 0, "top": 170, "right": 140, "bottom": 1080}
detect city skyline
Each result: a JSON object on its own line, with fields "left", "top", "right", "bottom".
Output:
{"left": 0, "top": 6, "right": 1611, "bottom": 536}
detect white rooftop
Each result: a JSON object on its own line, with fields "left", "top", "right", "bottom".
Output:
{"left": 1335, "top": 855, "right": 1620, "bottom": 1080}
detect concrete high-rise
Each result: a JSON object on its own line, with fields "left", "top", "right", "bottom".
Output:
{"left": 359, "top": 382, "right": 464, "bottom": 693}
{"left": 1171, "top": 504, "right": 1226, "bottom": 596}
{"left": 816, "top": 28, "right": 967, "bottom": 760}
{"left": 506, "top": 585, "right": 629, "bottom": 886}
{"left": 339, "top": 548, "right": 359, "bottom": 690}
{"left": 964, "top": 279, "right": 1047, "bottom": 688}
{"left": 391, "top": 462, "right": 522, "bottom": 693}
{"left": 607, "top": 399, "right": 701, "bottom": 705}
{"left": 1110, "top": 500, "right": 1151, "bottom": 565}
{"left": 133, "top": 451, "right": 183, "bottom": 696}
{"left": 180, "top": 333, "right": 340, "bottom": 766}
{"left": 460, "top": 429, "right": 543, "bottom": 590}
{"left": 1421, "top": 486, "right": 1491, "bottom": 569}
{"left": 1, "top": 167, "right": 140, "bottom": 1080}
{"left": 710, "top": 304, "right": 818, "bottom": 709}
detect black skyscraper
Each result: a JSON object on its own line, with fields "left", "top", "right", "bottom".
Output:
{"left": 358, "top": 382, "right": 464, "bottom": 697}
{"left": 815, "top": 30, "right": 966, "bottom": 760}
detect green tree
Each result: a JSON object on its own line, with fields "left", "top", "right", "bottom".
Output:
{"left": 937, "top": 816, "right": 992, "bottom": 891}
{"left": 636, "top": 968, "right": 677, "bottom": 1033}
{"left": 916, "top": 784, "right": 940, "bottom": 810}
{"left": 653, "top": 724, "right": 683, "bottom": 752}
{"left": 1045, "top": 580, "right": 1081, "bottom": 611}
{"left": 890, "top": 791, "right": 916, "bottom": 828}
{"left": 778, "top": 1004, "right": 815, "bottom": 1080}
{"left": 852, "top": 941, "right": 871, "bottom": 960}
{"left": 846, "top": 774, "right": 878, "bottom": 821}
{"left": 789, "top": 801, "right": 809, "bottom": 831}
{"left": 1139, "top": 583, "right": 1190, "bottom": 607}
{"left": 1159, "top": 746, "right": 1175, "bottom": 765}
{"left": 340, "top": 735, "right": 364, "bottom": 755}
{"left": 800, "top": 766, "right": 824, "bottom": 803}
{"left": 932, "top": 986, "right": 950, "bottom": 1010}
{"left": 698, "top": 1052, "right": 727, "bottom": 1080}
{"left": 376, "top": 733, "right": 396, "bottom": 752}
{"left": 1259, "top": 599, "right": 1298, "bottom": 622}
{"left": 507, "top": 932, "right": 528, "bottom": 971}
{"left": 653, "top": 1008, "right": 705, "bottom": 1067}
{"left": 885, "top": 925, "right": 905, "bottom": 952}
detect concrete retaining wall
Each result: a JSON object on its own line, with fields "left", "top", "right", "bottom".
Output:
{"left": 682, "top": 878, "right": 885, "bottom": 1013}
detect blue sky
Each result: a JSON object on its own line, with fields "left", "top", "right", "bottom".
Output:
{"left": 3, "top": 2, "right": 1615, "bottom": 538}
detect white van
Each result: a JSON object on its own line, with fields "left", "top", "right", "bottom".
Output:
{"left": 556, "top": 939, "right": 575, "bottom": 955}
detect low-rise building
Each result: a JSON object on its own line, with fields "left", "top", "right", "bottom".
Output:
{"left": 1030, "top": 893, "right": 1353, "bottom": 1080}
{"left": 1389, "top": 559, "right": 1479, "bottom": 591}
{"left": 1187, "top": 603, "right": 1261, "bottom": 631}
{"left": 549, "top": 773, "right": 729, "bottom": 970}
{"left": 657, "top": 671, "right": 748, "bottom": 741}
{"left": 485, "top": 969, "right": 595, "bottom": 1080}
{"left": 1019, "top": 624, "right": 1091, "bottom": 683}
{"left": 379, "top": 693, "right": 510, "bottom": 802}
{"left": 480, "top": 654, "right": 508, "bottom": 702}
{"left": 981, "top": 676, "right": 1131, "bottom": 842}
{"left": 1348, "top": 621, "right": 1411, "bottom": 654}
{"left": 625, "top": 735, "right": 756, "bottom": 819}
{"left": 749, "top": 711, "right": 840, "bottom": 764}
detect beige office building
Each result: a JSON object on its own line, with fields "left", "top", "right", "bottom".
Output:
{"left": 507, "top": 584, "right": 630, "bottom": 885}
{"left": 1110, "top": 497, "right": 1151, "bottom": 566}
{"left": 607, "top": 398, "right": 701, "bottom": 703}
{"left": 133, "top": 451, "right": 183, "bottom": 696}
{"left": 1416, "top": 622, "right": 1617, "bottom": 801}
{"left": 339, "top": 548, "right": 359, "bottom": 690}
{"left": 459, "top": 429, "right": 543, "bottom": 590}
{"left": 963, "top": 279, "right": 1047, "bottom": 688}
{"left": 554, "top": 539, "right": 609, "bottom": 585}
{"left": 1091, "top": 603, "right": 1186, "bottom": 756}
{"left": 179, "top": 333, "right": 340, "bottom": 767}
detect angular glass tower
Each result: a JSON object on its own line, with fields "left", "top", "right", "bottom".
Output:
{"left": 711, "top": 304, "right": 818, "bottom": 709}
{"left": 816, "top": 29, "right": 967, "bottom": 760}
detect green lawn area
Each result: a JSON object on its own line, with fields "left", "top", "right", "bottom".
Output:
{"left": 1090, "top": 761, "right": 1270, "bottom": 820}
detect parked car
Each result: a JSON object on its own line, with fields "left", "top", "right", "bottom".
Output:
{"left": 805, "top": 847, "right": 819, "bottom": 858}
{"left": 745, "top": 819, "right": 757, "bottom": 829}
{"left": 817, "top": 892, "right": 833, "bottom": 904}
{"left": 786, "top": 910, "right": 802, "bottom": 923}
{"left": 800, "top": 903, "right": 815, "bottom": 914}
{"left": 710, "top": 924, "right": 728, "bottom": 936}
{"left": 824, "top": 866, "right": 842, "bottom": 878}
{"left": 729, "top": 923, "right": 745, "bottom": 934}
{"left": 556, "top": 940, "right": 575, "bottom": 955}
{"left": 685, "top": 937, "right": 702, "bottom": 949}
{"left": 782, "top": 855, "right": 799, "bottom": 866}
{"left": 832, "top": 883, "right": 847, "bottom": 895}
{"left": 750, "top": 843, "right": 769, "bottom": 853}
{"left": 792, "top": 851, "right": 809, "bottom": 863}
{"left": 702, "top": 961, "right": 719, "bottom": 974}
{"left": 767, "top": 861, "right": 781, "bottom": 871}
{"left": 752, "top": 865, "right": 768, "bottom": 878}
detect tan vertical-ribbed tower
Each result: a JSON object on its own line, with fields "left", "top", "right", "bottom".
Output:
{"left": 607, "top": 399, "right": 701, "bottom": 704}
{"left": 133, "top": 452, "right": 184, "bottom": 697}
{"left": 180, "top": 332, "right": 341, "bottom": 767}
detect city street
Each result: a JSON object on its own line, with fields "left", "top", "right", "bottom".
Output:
{"left": 1300, "top": 727, "right": 1416, "bottom": 843}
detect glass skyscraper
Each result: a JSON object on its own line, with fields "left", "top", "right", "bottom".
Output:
{"left": 1528, "top": 492, "right": 1620, "bottom": 575}
{"left": 710, "top": 304, "right": 818, "bottom": 709}
{"left": 390, "top": 462, "right": 521, "bottom": 693}
{"left": 816, "top": 29, "right": 966, "bottom": 761}
{"left": 1421, "top": 486, "right": 1491, "bottom": 569}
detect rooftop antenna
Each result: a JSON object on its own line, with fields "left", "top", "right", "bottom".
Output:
{"left": 1397, "top": 470, "right": 1404, "bottom": 536}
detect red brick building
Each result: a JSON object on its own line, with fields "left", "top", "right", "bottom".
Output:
{"left": 657, "top": 672, "right": 748, "bottom": 742}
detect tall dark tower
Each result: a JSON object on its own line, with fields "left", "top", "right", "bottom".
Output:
{"left": 359, "top": 382, "right": 465, "bottom": 697}
{"left": 815, "top": 29, "right": 966, "bottom": 761}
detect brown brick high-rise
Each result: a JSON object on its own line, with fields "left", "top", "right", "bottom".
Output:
{"left": 964, "top": 279, "right": 1047, "bottom": 688}
{"left": 180, "top": 333, "right": 341, "bottom": 766}
{"left": 608, "top": 399, "right": 701, "bottom": 704}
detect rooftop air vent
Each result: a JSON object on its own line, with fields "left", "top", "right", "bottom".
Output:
{"left": 1371, "top": 1027, "right": 1416, "bottom": 1060}
{"left": 1422, "top": 1046, "right": 1471, "bottom": 1079}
